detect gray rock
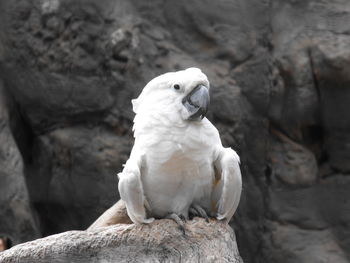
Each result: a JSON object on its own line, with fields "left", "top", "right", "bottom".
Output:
{"left": 310, "top": 33, "right": 350, "bottom": 172}
{"left": 0, "top": 82, "right": 40, "bottom": 244}
{"left": 0, "top": 218, "right": 243, "bottom": 263}
{"left": 265, "top": 221, "right": 349, "bottom": 263}
{"left": 269, "top": 129, "right": 318, "bottom": 185}
{"left": 25, "top": 127, "right": 132, "bottom": 235}
{"left": 0, "top": 0, "right": 350, "bottom": 262}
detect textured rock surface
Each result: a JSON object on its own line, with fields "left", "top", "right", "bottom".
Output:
{"left": 0, "top": 0, "right": 350, "bottom": 262}
{"left": 0, "top": 218, "right": 243, "bottom": 263}
{"left": 0, "top": 84, "right": 40, "bottom": 243}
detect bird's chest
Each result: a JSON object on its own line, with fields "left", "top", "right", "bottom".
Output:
{"left": 141, "top": 137, "right": 214, "bottom": 217}
{"left": 143, "top": 141, "right": 211, "bottom": 185}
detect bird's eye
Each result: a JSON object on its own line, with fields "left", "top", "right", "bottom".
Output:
{"left": 173, "top": 84, "right": 180, "bottom": 90}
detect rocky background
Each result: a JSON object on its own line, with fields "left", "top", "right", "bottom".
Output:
{"left": 0, "top": 0, "right": 349, "bottom": 262}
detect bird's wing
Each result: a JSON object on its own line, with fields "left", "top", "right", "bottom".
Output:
{"left": 118, "top": 148, "right": 154, "bottom": 224}
{"left": 213, "top": 147, "right": 242, "bottom": 222}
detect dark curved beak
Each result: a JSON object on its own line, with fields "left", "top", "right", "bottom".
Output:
{"left": 182, "top": 85, "right": 210, "bottom": 120}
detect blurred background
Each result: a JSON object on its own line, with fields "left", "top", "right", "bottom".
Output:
{"left": 0, "top": 0, "right": 349, "bottom": 262}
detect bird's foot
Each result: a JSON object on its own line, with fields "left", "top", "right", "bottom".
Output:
{"left": 189, "top": 204, "right": 209, "bottom": 222}
{"left": 166, "top": 213, "right": 186, "bottom": 235}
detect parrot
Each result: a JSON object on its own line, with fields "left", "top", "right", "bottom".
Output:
{"left": 117, "top": 67, "right": 242, "bottom": 229}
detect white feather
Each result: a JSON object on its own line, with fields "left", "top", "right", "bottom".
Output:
{"left": 118, "top": 68, "right": 242, "bottom": 224}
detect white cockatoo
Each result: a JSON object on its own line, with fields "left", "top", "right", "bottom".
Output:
{"left": 118, "top": 68, "right": 242, "bottom": 227}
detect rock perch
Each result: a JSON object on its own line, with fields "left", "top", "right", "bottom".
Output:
{"left": 0, "top": 218, "right": 243, "bottom": 263}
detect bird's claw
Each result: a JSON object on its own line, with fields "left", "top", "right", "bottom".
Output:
{"left": 166, "top": 213, "right": 186, "bottom": 235}
{"left": 189, "top": 204, "right": 210, "bottom": 222}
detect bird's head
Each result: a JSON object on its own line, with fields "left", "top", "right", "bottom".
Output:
{"left": 132, "top": 68, "right": 210, "bottom": 122}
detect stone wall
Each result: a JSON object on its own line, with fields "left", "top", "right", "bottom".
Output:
{"left": 0, "top": 0, "right": 349, "bottom": 262}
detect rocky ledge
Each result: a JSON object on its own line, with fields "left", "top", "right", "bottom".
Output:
{"left": 0, "top": 218, "right": 243, "bottom": 263}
